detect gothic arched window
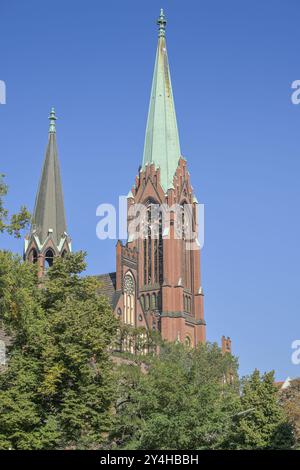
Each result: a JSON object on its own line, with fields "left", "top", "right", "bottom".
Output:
{"left": 143, "top": 204, "right": 163, "bottom": 287}
{"left": 158, "top": 211, "right": 163, "bottom": 285}
{"left": 45, "top": 249, "right": 54, "bottom": 269}
{"left": 30, "top": 248, "right": 38, "bottom": 264}
{"left": 181, "top": 203, "right": 192, "bottom": 290}
{"left": 124, "top": 272, "right": 135, "bottom": 325}
{"left": 147, "top": 207, "right": 152, "bottom": 283}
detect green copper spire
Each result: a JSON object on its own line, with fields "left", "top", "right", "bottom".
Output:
{"left": 49, "top": 107, "right": 56, "bottom": 133}
{"left": 31, "top": 108, "right": 67, "bottom": 247}
{"left": 142, "top": 9, "right": 181, "bottom": 192}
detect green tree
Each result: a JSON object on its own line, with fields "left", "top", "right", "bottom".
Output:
{"left": 0, "top": 251, "right": 118, "bottom": 449}
{"left": 109, "top": 341, "right": 240, "bottom": 450}
{"left": 231, "top": 369, "right": 294, "bottom": 449}
{"left": 279, "top": 378, "right": 300, "bottom": 448}
{"left": 0, "top": 174, "right": 30, "bottom": 238}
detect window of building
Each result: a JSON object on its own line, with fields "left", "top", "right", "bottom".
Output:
{"left": 145, "top": 294, "right": 150, "bottom": 311}
{"left": 143, "top": 204, "right": 163, "bottom": 287}
{"left": 124, "top": 272, "right": 135, "bottom": 325}
{"left": 184, "top": 296, "right": 191, "bottom": 313}
{"left": 147, "top": 207, "right": 152, "bottom": 283}
{"left": 30, "top": 248, "right": 38, "bottom": 264}
{"left": 158, "top": 211, "right": 163, "bottom": 285}
{"left": 154, "top": 238, "right": 158, "bottom": 284}
{"left": 152, "top": 293, "right": 157, "bottom": 309}
{"left": 181, "top": 203, "right": 192, "bottom": 290}
{"left": 143, "top": 238, "right": 147, "bottom": 285}
{"left": 157, "top": 292, "right": 162, "bottom": 310}
{"left": 45, "top": 249, "right": 54, "bottom": 269}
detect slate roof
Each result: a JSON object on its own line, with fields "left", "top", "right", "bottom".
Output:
{"left": 94, "top": 272, "right": 119, "bottom": 309}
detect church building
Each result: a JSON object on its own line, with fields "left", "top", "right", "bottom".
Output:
{"left": 24, "top": 10, "right": 231, "bottom": 351}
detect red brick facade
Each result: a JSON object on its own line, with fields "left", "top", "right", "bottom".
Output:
{"left": 114, "top": 157, "right": 206, "bottom": 347}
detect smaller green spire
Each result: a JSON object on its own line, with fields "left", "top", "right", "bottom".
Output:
{"left": 49, "top": 107, "right": 57, "bottom": 133}
{"left": 157, "top": 8, "right": 166, "bottom": 37}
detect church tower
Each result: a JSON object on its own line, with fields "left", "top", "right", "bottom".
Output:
{"left": 24, "top": 108, "right": 71, "bottom": 276}
{"left": 113, "top": 10, "right": 206, "bottom": 347}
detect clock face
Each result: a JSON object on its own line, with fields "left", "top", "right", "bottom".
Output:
{"left": 124, "top": 274, "right": 134, "bottom": 295}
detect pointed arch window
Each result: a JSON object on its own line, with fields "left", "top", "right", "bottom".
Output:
{"left": 30, "top": 248, "right": 38, "bottom": 264}
{"left": 124, "top": 272, "right": 135, "bottom": 326}
{"left": 143, "top": 204, "right": 163, "bottom": 287}
{"left": 45, "top": 249, "right": 54, "bottom": 269}
{"left": 147, "top": 208, "right": 152, "bottom": 283}
{"left": 143, "top": 205, "right": 152, "bottom": 285}
{"left": 181, "top": 203, "right": 193, "bottom": 290}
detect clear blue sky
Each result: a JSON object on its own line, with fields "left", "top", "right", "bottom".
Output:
{"left": 1, "top": 0, "right": 300, "bottom": 380}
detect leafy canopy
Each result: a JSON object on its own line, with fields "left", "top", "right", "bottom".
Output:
{"left": 0, "top": 251, "right": 118, "bottom": 449}
{"left": 279, "top": 378, "right": 300, "bottom": 448}
{"left": 230, "top": 369, "right": 295, "bottom": 449}
{"left": 109, "top": 341, "right": 240, "bottom": 450}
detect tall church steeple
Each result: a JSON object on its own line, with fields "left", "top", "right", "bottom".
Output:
{"left": 113, "top": 10, "right": 206, "bottom": 349}
{"left": 142, "top": 9, "right": 181, "bottom": 192}
{"left": 24, "top": 108, "right": 71, "bottom": 275}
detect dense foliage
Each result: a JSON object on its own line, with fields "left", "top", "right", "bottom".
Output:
{"left": 0, "top": 251, "right": 118, "bottom": 449}
{"left": 108, "top": 342, "right": 240, "bottom": 450}
{"left": 229, "top": 370, "right": 294, "bottom": 449}
{"left": 279, "top": 378, "right": 300, "bottom": 448}
{"left": 108, "top": 344, "right": 294, "bottom": 450}
{"left": 0, "top": 249, "right": 295, "bottom": 449}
